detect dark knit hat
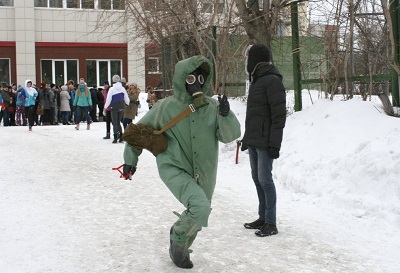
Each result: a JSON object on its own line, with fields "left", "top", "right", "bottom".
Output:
{"left": 103, "top": 80, "right": 109, "bottom": 85}
{"left": 246, "top": 44, "right": 271, "bottom": 75}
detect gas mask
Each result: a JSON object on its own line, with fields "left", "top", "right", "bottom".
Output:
{"left": 185, "top": 70, "right": 205, "bottom": 97}
{"left": 185, "top": 67, "right": 209, "bottom": 109}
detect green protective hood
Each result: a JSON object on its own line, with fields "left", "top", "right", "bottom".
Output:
{"left": 172, "top": 55, "right": 214, "bottom": 102}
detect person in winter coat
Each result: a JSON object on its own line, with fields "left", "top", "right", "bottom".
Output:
{"left": 122, "top": 55, "right": 241, "bottom": 269}
{"left": 0, "top": 91, "right": 4, "bottom": 125}
{"left": 23, "top": 79, "right": 38, "bottom": 131}
{"left": 241, "top": 44, "right": 286, "bottom": 237}
{"left": 15, "top": 85, "right": 27, "bottom": 126}
{"left": 49, "top": 83, "right": 57, "bottom": 125}
{"left": 90, "top": 85, "right": 99, "bottom": 122}
{"left": 68, "top": 81, "right": 75, "bottom": 123}
{"left": 0, "top": 85, "right": 11, "bottom": 126}
{"left": 60, "top": 85, "right": 71, "bottom": 125}
{"left": 97, "top": 87, "right": 104, "bottom": 121}
{"left": 104, "top": 75, "right": 129, "bottom": 143}
{"left": 146, "top": 86, "right": 157, "bottom": 110}
{"left": 73, "top": 78, "right": 92, "bottom": 130}
{"left": 8, "top": 85, "right": 16, "bottom": 126}
{"left": 102, "top": 81, "right": 112, "bottom": 139}
{"left": 122, "top": 83, "right": 140, "bottom": 128}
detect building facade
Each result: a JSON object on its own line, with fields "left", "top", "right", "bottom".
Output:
{"left": 0, "top": 0, "right": 148, "bottom": 88}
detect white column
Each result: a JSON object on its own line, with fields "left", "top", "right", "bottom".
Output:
{"left": 14, "top": 0, "right": 36, "bottom": 85}
{"left": 126, "top": 16, "right": 146, "bottom": 90}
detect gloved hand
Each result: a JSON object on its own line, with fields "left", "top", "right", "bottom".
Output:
{"left": 268, "top": 147, "right": 280, "bottom": 159}
{"left": 218, "top": 95, "right": 230, "bottom": 117}
{"left": 122, "top": 164, "right": 136, "bottom": 180}
{"left": 192, "top": 94, "right": 209, "bottom": 110}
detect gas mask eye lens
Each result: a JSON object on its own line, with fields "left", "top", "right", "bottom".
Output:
{"left": 198, "top": 74, "right": 204, "bottom": 85}
{"left": 186, "top": 74, "right": 196, "bottom": 85}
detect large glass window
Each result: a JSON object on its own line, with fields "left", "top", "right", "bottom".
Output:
{"left": 82, "top": 0, "right": 95, "bottom": 9}
{"left": 41, "top": 59, "right": 79, "bottom": 85}
{"left": 113, "top": 0, "right": 125, "bottom": 10}
{"left": 86, "top": 59, "right": 122, "bottom": 87}
{"left": 0, "top": 59, "right": 10, "bottom": 85}
{"left": 66, "top": 0, "right": 78, "bottom": 8}
{"left": 98, "top": 0, "right": 111, "bottom": 10}
{"left": 0, "top": 0, "right": 14, "bottom": 6}
{"left": 35, "top": 0, "right": 122, "bottom": 9}
{"left": 49, "top": 0, "right": 62, "bottom": 8}
{"left": 34, "top": 0, "right": 47, "bottom": 7}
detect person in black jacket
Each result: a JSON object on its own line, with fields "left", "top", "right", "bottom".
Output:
{"left": 241, "top": 44, "right": 286, "bottom": 237}
{"left": 90, "top": 85, "right": 99, "bottom": 122}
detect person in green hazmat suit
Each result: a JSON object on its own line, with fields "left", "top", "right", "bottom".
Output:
{"left": 122, "top": 55, "right": 241, "bottom": 269}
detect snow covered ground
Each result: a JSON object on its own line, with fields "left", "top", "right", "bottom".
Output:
{"left": 1, "top": 90, "right": 399, "bottom": 273}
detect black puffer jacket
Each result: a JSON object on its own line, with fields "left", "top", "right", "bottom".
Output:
{"left": 242, "top": 62, "right": 286, "bottom": 150}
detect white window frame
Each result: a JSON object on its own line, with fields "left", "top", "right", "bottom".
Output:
{"left": 34, "top": 0, "right": 123, "bottom": 10}
{"left": 86, "top": 59, "right": 122, "bottom": 87}
{"left": 40, "top": 59, "right": 79, "bottom": 85}
{"left": 148, "top": 57, "right": 161, "bottom": 74}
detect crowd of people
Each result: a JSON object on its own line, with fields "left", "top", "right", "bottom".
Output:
{"left": 0, "top": 77, "right": 157, "bottom": 137}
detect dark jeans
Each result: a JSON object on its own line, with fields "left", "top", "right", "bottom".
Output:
{"left": 2, "top": 110, "right": 10, "bottom": 126}
{"left": 104, "top": 110, "right": 112, "bottom": 134}
{"left": 110, "top": 110, "right": 123, "bottom": 136}
{"left": 26, "top": 105, "right": 35, "bottom": 127}
{"left": 122, "top": 118, "right": 132, "bottom": 129}
{"left": 248, "top": 147, "right": 276, "bottom": 225}
{"left": 61, "top": 111, "right": 70, "bottom": 124}
{"left": 43, "top": 108, "right": 53, "bottom": 124}
{"left": 74, "top": 106, "right": 91, "bottom": 124}
{"left": 90, "top": 103, "right": 98, "bottom": 122}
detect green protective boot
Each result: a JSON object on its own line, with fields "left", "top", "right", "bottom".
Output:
{"left": 169, "top": 220, "right": 200, "bottom": 269}
{"left": 169, "top": 228, "right": 193, "bottom": 269}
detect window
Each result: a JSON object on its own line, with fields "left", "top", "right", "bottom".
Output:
{"left": 67, "top": 0, "right": 95, "bottom": 9}
{"left": 113, "top": 0, "right": 124, "bottom": 10}
{"left": 82, "top": 0, "right": 94, "bottom": 9}
{"left": 41, "top": 59, "right": 78, "bottom": 86}
{"left": 49, "top": 0, "right": 62, "bottom": 8}
{"left": 66, "top": 0, "right": 78, "bottom": 8}
{"left": 148, "top": 57, "right": 161, "bottom": 74}
{"left": 144, "top": 0, "right": 164, "bottom": 12}
{"left": 201, "top": 0, "right": 223, "bottom": 14}
{"left": 0, "top": 0, "right": 13, "bottom": 6}
{"left": 86, "top": 59, "right": 122, "bottom": 87}
{"left": 0, "top": 59, "right": 10, "bottom": 85}
{"left": 98, "top": 0, "right": 111, "bottom": 9}
{"left": 34, "top": 0, "right": 47, "bottom": 7}
{"left": 35, "top": 0, "right": 122, "bottom": 9}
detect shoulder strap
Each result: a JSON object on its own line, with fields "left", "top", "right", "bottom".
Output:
{"left": 153, "top": 104, "right": 196, "bottom": 135}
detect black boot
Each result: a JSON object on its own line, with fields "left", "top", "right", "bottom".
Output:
{"left": 103, "top": 133, "right": 110, "bottom": 139}
{"left": 255, "top": 223, "right": 278, "bottom": 237}
{"left": 112, "top": 134, "right": 118, "bottom": 143}
{"left": 119, "top": 131, "right": 123, "bottom": 143}
{"left": 244, "top": 219, "right": 265, "bottom": 229}
{"left": 169, "top": 228, "right": 193, "bottom": 269}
